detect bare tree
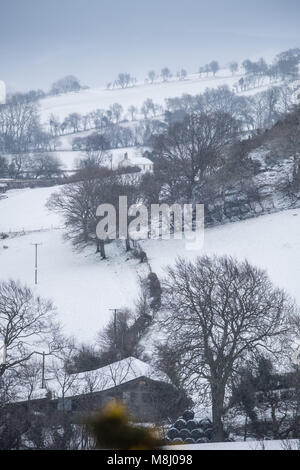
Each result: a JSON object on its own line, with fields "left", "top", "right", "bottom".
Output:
{"left": 77, "top": 149, "right": 109, "bottom": 170}
{"left": 199, "top": 66, "right": 205, "bottom": 77}
{"left": 50, "top": 75, "right": 81, "bottom": 95}
{"left": 159, "top": 255, "right": 296, "bottom": 441}
{"left": 65, "top": 113, "right": 82, "bottom": 133}
{"left": 115, "top": 73, "right": 135, "bottom": 89}
{"left": 47, "top": 175, "right": 139, "bottom": 258}
{"left": 49, "top": 340, "right": 80, "bottom": 410}
{"left": 109, "top": 103, "right": 123, "bottom": 124}
{"left": 49, "top": 114, "right": 61, "bottom": 136}
{"left": 177, "top": 69, "right": 188, "bottom": 80}
{"left": 154, "top": 111, "right": 239, "bottom": 200}
{"left": 148, "top": 70, "right": 156, "bottom": 84}
{"left": 141, "top": 99, "right": 156, "bottom": 119}
{"left": 161, "top": 67, "right": 172, "bottom": 82}
{"left": 229, "top": 62, "right": 239, "bottom": 75}
{"left": 0, "top": 280, "right": 59, "bottom": 378}
{"left": 128, "top": 105, "right": 138, "bottom": 121}
{"left": 29, "top": 153, "right": 63, "bottom": 179}
{"left": 0, "top": 99, "right": 40, "bottom": 153}
{"left": 210, "top": 60, "right": 220, "bottom": 77}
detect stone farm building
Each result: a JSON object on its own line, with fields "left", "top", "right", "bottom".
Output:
{"left": 11, "top": 358, "right": 187, "bottom": 423}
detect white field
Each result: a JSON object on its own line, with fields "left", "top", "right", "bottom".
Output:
{"left": 166, "top": 439, "right": 300, "bottom": 451}
{"left": 141, "top": 208, "right": 300, "bottom": 308}
{"left": 0, "top": 186, "right": 62, "bottom": 232}
{"left": 0, "top": 186, "right": 300, "bottom": 342}
{"left": 0, "top": 187, "right": 145, "bottom": 341}
{"left": 39, "top": 70, "right": 273, "bottom": 124}
{"left": 53, "top": 146, "right": 149, "bottom": 171}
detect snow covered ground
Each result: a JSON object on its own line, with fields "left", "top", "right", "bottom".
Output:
{"left": 33, "top": 70, "right": 280, "bottom": 173}
{"left": 142, "top": 208, "right": 300, "bottom": 308}
{"left": 39, "top": 71, "right": 241, "bottom": 123}
{"left": 39, "top": 68, "right": 278, "bottom": 126}
{"left": 52, "top": 146, "right": 149, "bottom": 171}
{"left": 0, "top": 186, "right": 62, "bottom": 233}
{"left": 0, "top": 187, "right": 145, "bottom": 341}
{"left": 1, "top": 186, "right": 300, "bottom": 342}
{"left": 166, "top": 439, "right": 300, "bottom": 450}
{"left": 0, "top": 229, "right": 143, "bottom": 341}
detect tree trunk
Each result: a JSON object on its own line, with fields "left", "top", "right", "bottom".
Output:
{"left": 96, "top": 239, "right": 106, "bottom": 259}
{"left": 211, "top": 383, "right": 226, "bottom": 442}
{"left": 125, "top": 238, "right": 131, "bottom": 252}
{"left": 244, "top": 415, "right": 248, "bottom": 442}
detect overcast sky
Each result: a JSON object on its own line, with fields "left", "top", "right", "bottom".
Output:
{"left": 1, "top": 0, "right": 300, "bottom": 92}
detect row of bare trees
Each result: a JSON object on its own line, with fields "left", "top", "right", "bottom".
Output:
{"left": 0, "top": 100, "right": 55, "bottom": 154}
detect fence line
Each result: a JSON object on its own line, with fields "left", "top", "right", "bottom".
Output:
{"left": 1, "top": 225, "right": 64, "bottom": 237}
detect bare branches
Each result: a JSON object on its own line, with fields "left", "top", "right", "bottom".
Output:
{"left": 158, "top": 255, "right": 298, "bottom": 440}
{"left": 0, "top": 279, "right": 58, "bottom": 377}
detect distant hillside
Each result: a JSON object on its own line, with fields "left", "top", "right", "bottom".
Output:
{"left": 38, "top": 69, "right": 271, "bottom": 123}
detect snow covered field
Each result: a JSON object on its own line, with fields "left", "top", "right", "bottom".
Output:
{"left": 38, "top": 69, "right": 269, "bottom": 124}
{"left": 0, "top": 186, "right": 300, "bottom": 342}
{"left": 0, "top": 186, "right": 62, "bottom": 232}
{"left": 167, "top": 439, "right": 300, "bottom": 450}
{"left": 52, "top": 146, "right": 149, "bottom": 171}
{"left": 142, "top": 208, "right": 300, "bottom": 308}
{"left": 0, "top": 187, "right": 145, "bottom": 341}
{"left": 0, "top": 229, "right": 143, "bottom": 341}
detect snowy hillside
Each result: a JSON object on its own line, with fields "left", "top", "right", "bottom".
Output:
{"left": 142, "top": 208, "right": 300, "bottom": 308}
{"left": 0, "top": 186, "right": 299, "bottom": 342}
{"left": 38, "top": 70, "right": 272, "bottom": 123}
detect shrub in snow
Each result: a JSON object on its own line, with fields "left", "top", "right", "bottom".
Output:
{"left": 173, "top": 419, "right": 186, "bottom": 430}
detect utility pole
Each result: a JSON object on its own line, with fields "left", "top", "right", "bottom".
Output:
{"left": 109, "top": 309, "right": 121, "bottom": 349}
{"left": 31, "top": 243, "right": 42, "bottom": 285}
{"left": 32, "top": 351, "right": 46, "bottom": 388}
{"left": 0, "top": 343, "right": 6, "bottom": 366}
{"left": 41, "top": 351, "right": 45, "bottom": 389}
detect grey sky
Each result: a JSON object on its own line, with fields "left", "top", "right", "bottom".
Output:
{"left": 1, "top": 0, "right": 300, "bottom": 92}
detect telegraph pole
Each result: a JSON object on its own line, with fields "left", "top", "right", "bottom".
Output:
{"left": 41, "top": 351, "right": 45, "bottom": 389}
{"left": 0, "top": 343, "right": 6, "bottom": 365}
{"left": 109, "top": 309, "right": 121, "bottom": 349}
{"left": 31, "top": 243, "right": 42, "bottom": 285}
{"left": 0, "top": 342, "right": 7, "bottom": 376}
